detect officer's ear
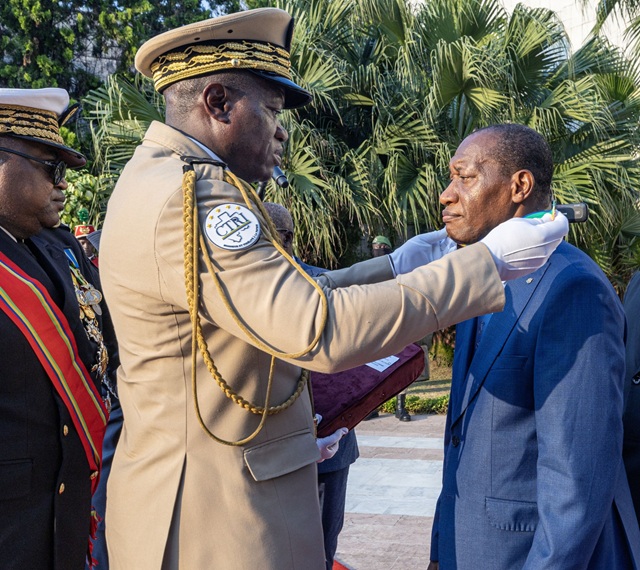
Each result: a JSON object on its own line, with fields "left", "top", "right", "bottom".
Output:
{"left": 203, "top": 82, "right": 233, "bottom": 124}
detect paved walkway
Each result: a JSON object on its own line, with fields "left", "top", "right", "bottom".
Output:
{"left": 334, "top": 412, "right": 446, "bottom": 570}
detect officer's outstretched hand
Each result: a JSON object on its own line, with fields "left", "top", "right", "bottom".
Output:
{"left": 388, "top": 228, "right": 457, "bottom": 276}
{"left": 480, "top": 212, "right": 569, "bottom": 280}
{"left": 316, "top": 427, "right": 349, "bottom": 463}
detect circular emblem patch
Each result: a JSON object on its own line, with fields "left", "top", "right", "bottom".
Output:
{"left": 204, "top": 203, "right": 261, "bottom": 250}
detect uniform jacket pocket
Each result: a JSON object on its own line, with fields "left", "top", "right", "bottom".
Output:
{"left": 485, "top": 496, "right": 538, "bottom": 532}
{"left": 0, "top": 459, "right": 32, "bottom": 500}
{"left": 244, "top": 429, "right": 319, "bottom": 482}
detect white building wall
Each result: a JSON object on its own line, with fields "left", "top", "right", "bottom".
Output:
{"left": 500, "top": 0, "right": 628, "bottom": 51}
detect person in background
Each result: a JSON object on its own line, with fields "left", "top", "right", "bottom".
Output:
{"left": 0, "top": 87, "right": 118, "bottom": 570}
{"left": 371, "top": 235, "right": 392, "bottom": 258}
{"left": 263, "top": 202, "right": 324, "bottom": 277}
{"left": 98, "top": 8, "right": 567, "bottom": 569}
{"left": 429, "top": 123, "right": 640, "bottom": 569}
{"left": 85, "top": 228, "right": 102, "bottom": 257}
{"left": 264, "top": 201, "right": 358, "bottom": 570}
{"left": 74, "top": 224, "right": 99, "bottom": 268}
{"left": 623, "top": 271, "right": 640, "bottom": 524}
{"left": 364, "top": 235, "right": 392, "bottom": 419}
{"left": 370, "top": 235, "right": 413, "bottom": 421}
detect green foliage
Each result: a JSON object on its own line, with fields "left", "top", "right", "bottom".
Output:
{"left": 380, "top": 394, "right": 450, "bottom": 415}
{"left": 82, "top": 0, "right": 640, "bottom": 284}
{"left": 61, "top": 169, "right": 110, "bottom": 229}
{"left": 84, "top": 73, "right": 164, "bottom": 178}
{"left": 0, "top": 1, "right": 241, "bottom": 100}
{"left": 588, "top": 0, "right": 640, "bottom": 53}
{"left": 0, "top": 0, "right": 94, "bottom": 93}
{"left": 430, "top": 328, "right": 456, "bottom": 367}
{"left": 274, "top": 0, "right": 640, "bottom": 277}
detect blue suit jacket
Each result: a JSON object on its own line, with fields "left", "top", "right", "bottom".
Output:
{"left": 431, "top": 242, "right": 640, "bottom": 569}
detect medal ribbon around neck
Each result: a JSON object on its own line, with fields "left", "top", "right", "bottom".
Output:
{"left": 64, "top": 249, "right": 115, "bottom": 411}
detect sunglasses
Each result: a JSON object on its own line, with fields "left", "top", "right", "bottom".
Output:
{"left": 0, "top": 146, "right": 67, "bottom": 185}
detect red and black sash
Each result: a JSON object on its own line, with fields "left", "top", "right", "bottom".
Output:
{"left": 0, "top": 250, "right": 107, "bottom": 493}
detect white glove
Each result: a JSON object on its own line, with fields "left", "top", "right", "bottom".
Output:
{"left": 388, "top": 228, "right": 457, "bottom": 276}
{"left": 480, "top": 213, "right": 569, "bottom": 280}
{"left": 316, "top": 427, "right": 348, "bottom": 462}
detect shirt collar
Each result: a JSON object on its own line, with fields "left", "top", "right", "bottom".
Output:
{"left": 0, "top": 225, "right": 17, "bottom": 242}
{"left": 187, "top": 136, "right": 225, "bottom": 164}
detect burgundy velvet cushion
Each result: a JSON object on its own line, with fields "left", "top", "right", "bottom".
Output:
{"left": 311, "top": 343, "right": 425, "bottom": 437}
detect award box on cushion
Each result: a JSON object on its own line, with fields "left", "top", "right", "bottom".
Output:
{"left": 310, "top": 343, "right": 425, "bottom": 438}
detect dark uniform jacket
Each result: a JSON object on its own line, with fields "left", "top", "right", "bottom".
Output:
{"left": 0, "top": 226, "right": 118, "bottom": 570}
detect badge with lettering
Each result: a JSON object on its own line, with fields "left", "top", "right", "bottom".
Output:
{"left": 204, "top": 203, "right": 261, "bottom": 250}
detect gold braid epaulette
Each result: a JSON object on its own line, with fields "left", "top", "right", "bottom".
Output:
{"left": 182, "top": 161, "right": 328, "bottom": 446}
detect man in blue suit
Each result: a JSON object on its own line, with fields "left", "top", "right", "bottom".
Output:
{"left": 428, "top": 124, "right": 640, "bottom": 569}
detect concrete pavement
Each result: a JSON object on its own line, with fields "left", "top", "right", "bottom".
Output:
{"left": 334, "top": 412, "right": 447, "bottom": 570}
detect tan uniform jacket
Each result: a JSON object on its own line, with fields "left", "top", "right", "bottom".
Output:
{"left": 99, "top": 121, "right": 505, "bottom": 570}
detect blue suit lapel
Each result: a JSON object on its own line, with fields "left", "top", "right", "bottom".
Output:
{"left": 449, "top": 318, "right": 477, "bottom": 421}
{"left": 451, "top": 262, "right": 551, "bottom": 427}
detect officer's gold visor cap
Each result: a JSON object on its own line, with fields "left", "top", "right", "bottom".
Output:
{"left": 0, "top": 87, "right": 86, "bottom": 168}
{"left": 135, "top": 7, "right": 312, "bottom": 109}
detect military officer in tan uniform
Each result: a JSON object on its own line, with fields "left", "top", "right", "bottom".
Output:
{"left": 99, "top": 8, "right": 568, "bottom": 569}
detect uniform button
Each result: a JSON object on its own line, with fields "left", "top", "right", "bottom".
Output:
{"left": 63, "top": 425, "right": 69, "bottom": 436}
{"left": 452, "top": 436, "right": 460, "bottom": 447}
{"left": 58, "top": 483, "right": 65, "bottom": 494}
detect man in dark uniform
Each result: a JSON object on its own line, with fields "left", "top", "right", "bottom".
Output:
{"left": 0, "top": 87, "right": 118, "bottom": 570}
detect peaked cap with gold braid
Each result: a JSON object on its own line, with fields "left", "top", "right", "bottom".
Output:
{"left": 0, "top": 88, "right": 86, "bottom": 168}
{"left": 135, "top": 7, "right": 312, "bottom": 109}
